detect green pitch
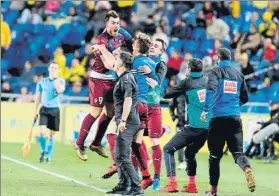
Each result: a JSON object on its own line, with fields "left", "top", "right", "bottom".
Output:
{"left": 1, "top": 143, "right": 279, "bottom": 196}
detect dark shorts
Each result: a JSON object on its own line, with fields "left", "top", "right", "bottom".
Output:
{"left": 137, "top": 102, "right": 148, "bottom": 129}
{"left": 164, "top": 126, "right": 208, "bottom": 155}
{"left": 147, "top": 105, "right": 163, "bottom": 138}
{"left": 208, "top": 116, "right": 244, "bottom": 158}
{"left": 89, "top": 78, "right": 115, "bottom": 107}
{"left": 39, "top": 106, "right": 60, "bottom": 131}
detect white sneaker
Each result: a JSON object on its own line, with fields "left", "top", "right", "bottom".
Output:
{"left": 177, "top": 162, "right": 186, "bottom": 170}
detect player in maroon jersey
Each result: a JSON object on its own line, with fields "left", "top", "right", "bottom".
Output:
{"left": 75, "top": 10, "right": 133, "bottom": 161}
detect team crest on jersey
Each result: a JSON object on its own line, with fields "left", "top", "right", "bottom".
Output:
{"left": 197, "top": 89, "right": 206, "bottom": 102}
{"left": 224, "top": 80, "right": 237, "bottom": 94}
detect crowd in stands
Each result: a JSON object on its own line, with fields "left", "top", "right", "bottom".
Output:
{"left": 1, "top": 1, "right": 279, "bottom": 109}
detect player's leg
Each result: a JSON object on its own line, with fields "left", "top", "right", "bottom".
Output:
{"left": 206, "top": 117, "right": 226, "bottom": 196}
{"left": 176, "top": 126, "right": 186, "bottom": 170}
{"left": 90, "top": 81, "right": 115, "bottom": 158}
{"left": 38, "top": 107, "right": 49, "bottom": 162}
{"left": 102, "top": 117, "right": 118, "bottom": 179}
{"left": 45, "top": 108, "right": 60, "bottom": 163}
{"left": 182, "top": 129, "right": 208, "bottom": 193}
{"left": 162, "top": 127, "right": 190, "bottom": 193}
{"left": 75, "top": 78, "right": 103, "bottom": 161}
{"left": 147, "top": 105, "right": 163, "bottom": 190}
{"left": 226, "top": 117, "right": 256, "bottom": 192}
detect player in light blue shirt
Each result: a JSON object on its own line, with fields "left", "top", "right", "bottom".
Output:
{"left": 34, "top": 62, "right": 65, "bottom": 163}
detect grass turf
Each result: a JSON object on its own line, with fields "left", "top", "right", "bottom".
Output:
{"left": 1, "top": 142, "right": 279, "bottom": 196}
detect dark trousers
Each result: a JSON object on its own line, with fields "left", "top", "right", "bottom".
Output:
{"left": 164, "top": 126, "right": 208, "bottom": 177}
{"left": 115, "top": 123, "right": 141, "bottom": 188}
{"left": 208, "top": 116, "right": 251, "bottom": 186}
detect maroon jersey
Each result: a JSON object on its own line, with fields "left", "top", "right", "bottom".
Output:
{"left": 91, "top": 28, "right": 133, "bottom": 76}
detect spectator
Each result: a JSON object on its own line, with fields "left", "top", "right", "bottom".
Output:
{"left": 45, "top": 1, "right": 60, "bottom": 13}
{"left": 116, "top": 0, "right": 135, "bottom": 22}
{"left": 202, "top": 56, "right": 214, "bottom": 75}
{"left": 18, "top": 7, "right": 43, "bottom": 24}
{"left": 16, "top": 87, "right": 33, "bottom": 103}
{"left": 266, "top": 63, "right": 279, "bottom": 83}
{"left": 210, "top": 39, "right": 223, "bottom": 60}
{"left": 167, "top": 50, "right": 184, "bottom": 79}
{"left": 1, "top": 14, "right": 11, "bottom": 57}
{"left": 152, "top": 25, "right": 169, "bottom": 46}
{"left": 240, "top": 53, "right": 255, "bottom": 79}
{"left": 259, "top": 11, "right": 277, "bottom": 39}
{"left": 20, "top": 61, "right": 35, "bottom": 86}
{"left": 65, "top": 58, "right": 85, "bottom": 84}
{"left": 1, "top": 82, "right": 13, "bottom": 101}
{"left": 53, "top": 47, "right": 67, "bottom": 79}
{"left": 159, "top": 18, "right": 171, "bottom": 35}
{"left": 231, "top": 49, "right": 242, "bottom": 71}
{"left": 263, "top": 38, "right": 276, "bottom": 61}
{"left": 197, "top": 1, "right": 214, "bottom": 27}
{"left": 28, "top": 74, "right": 40, "bottom": 94}
{"left": 79, "top": 44, "right": 94, "bottom": 70}
{"left": 143, "top": 15, "right": 156, "bottom": 35}
{"left": 153, "top": 1, "right": 167, "bottom": 21}
{"left": 211, "top": 1, "right": 230, "bottom": 18}
{"left": 67, "top": 82, "right": 87, "bottom": 104}
{"left": 230, "top": 1, "right": 240, "bottom": 19}
{"left": 170, "top": 18, "right": 187, "bottom": 39}
{"left": 205, "top": 13, "right": 230, "bottom": 41}
{"left": 250, "top": 12, "right": 262, "bottom": 28}
{"left": 239, "top": 24, "right": 261, "bottom": 55}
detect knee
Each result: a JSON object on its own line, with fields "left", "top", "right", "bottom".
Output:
{"left": 185, "top": 151, "right": 195, "bottom": 161}
{"left": 209, "top": 152, "right": 222, "bottom": 163}
{"left": 163, "top": 144, "right": 175, "bottom": 154}
{"left": 150, "top": 138, "right": 159, "bottom": 146}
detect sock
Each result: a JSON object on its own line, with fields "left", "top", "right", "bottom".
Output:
{"left": 39, "top": 136, "right": 46, "bottom": 153}
{"left": 142, "top": 140, "right": 150, "bottom": 160}
{"left": 77, "top": 114, "right": 96, "bottom": 146}
{"left": 107, "top": 134, "right": 116, "bottom": 162}
{"left": 131, "top": 152, "right": 139, "bottom": 171}
{"left": 189, "top": 176, "right": 196, "bottom": 184}
{"left": 92, "top": 114, "right": 112, "bottom": 146}
{"left": 152, "top": 145, "right": 162, "bottom": 177}
{"left": 211, "top": 185, "right": 217, "bottom": 193}
{"left": 131, "top": 142, "right": 148, "bottom": 171}
{"left": 168, "top": 176, "right": 176, "bottom": 183}
{"left": 47, "top": 137, "right": 55, "bottom": 160}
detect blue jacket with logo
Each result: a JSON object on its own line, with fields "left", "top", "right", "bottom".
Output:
{"left": 204, "top": 60, "right": 249, "bottom": 118}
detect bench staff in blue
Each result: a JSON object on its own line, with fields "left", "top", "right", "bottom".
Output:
{"left": 34, "top": 62, "right": 65, "bottom": 163}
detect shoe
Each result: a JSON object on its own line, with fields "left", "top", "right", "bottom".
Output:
{"left": 182, "top": 183, "right": 198, "bottom": 193}
{"left": 106, "top": 184, "right": 128, "bottom": 194}
{"left": 89, "top": 144, "right": 108, "bottom": 158}
{"left": 46, "top": 157, "right": 51, "bottom": 164}
{"left": 177, "top": 162, "right": 186, "bottom": 170}
{"left": 75, "top": 143, "right": 88, "bottom": 161}
{"left": 39, "top": 153, "right": 45, "bottom": 163}
{"left": 140, "top": 177, "right": 153, "bottom": 190}
{"left": 102, "top": 165, "right": 118, "bottom": 179}
{"left": 205, "top": 191, "right": 217, "bottom": 196}
{"left": 245, "top": 168, "right": 256, "bottom": 192}
{"left": 161, "top": 182, "right": 179, "bottom": 193}
{"left": 152, "top": 178, "right": 160, "bottom": 190}
{"left": 122, "top": 186, "right": 144, "bottom": 195}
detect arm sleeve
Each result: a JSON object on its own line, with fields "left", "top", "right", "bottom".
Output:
{"left": 36, "top": 81, "right": 43, "bottom": 93}
{"left": 146, "top": 64, "right": 159, "bottom": 82}
{"left": 204, "top": 70, "right": 219, "bottom": 112}
{"left": 164, "top": 79, "right": 189, "bottom": 99}
{"left": 156, "top": 61, "right": 168, "bottom": 85}
{"left": 122, "top": 78, "right": 133, "bottom": 98}
{"left": 96, "top": 35, "right": 108, "bottom": 47}
{"left": 168, "top": 98, "right": 178, "bottom": 120}
{"left": 240, "top": 78, "right": 249, "bottom": 106}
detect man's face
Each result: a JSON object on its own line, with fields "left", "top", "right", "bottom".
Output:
{"left": 206, "top": 19, "right": 213, "bottom": 26}
{"left": 48, "top": 63, "right": 59, "bottom": 78}
{"left": 113, "top": 53, "right": 123, "bottom": 72}
{"left": 149, "top": 40, "right": 163, "bottom": 56}
{"left": 73, "top": 83, "right": 81, "bottom": 93}
{"left": 106, "top": 17, "right": 120, "bottom": 36}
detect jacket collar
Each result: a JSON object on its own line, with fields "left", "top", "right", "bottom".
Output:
{"left": 218, "top": 60, "right": 232, "bottom": 67}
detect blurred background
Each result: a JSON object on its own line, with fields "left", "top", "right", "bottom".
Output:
{"left": 1, "top": 1, "right": 279, "bottom": 159}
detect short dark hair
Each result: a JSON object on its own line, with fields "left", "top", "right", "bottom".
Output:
{"left": 120, "top": 51, "right": 134, "bottom": 70}
{"left": 189, "top": 58, "right": 203, "bottom": 72}
{"left": 217, "top": 48, "right": 231, "bottom": 61}
{"left": 136, "top": 32, "right": 151, "bottom": 54}
{"left": 155, "top": 38, "right": 167, "bottom": 52}
{"left": 105, "top": 10, "right": 119, "bottom": 23}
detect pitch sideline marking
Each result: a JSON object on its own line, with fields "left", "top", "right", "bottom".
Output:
{"left": 1, "top": 155, "right": 107, "bottom": 193}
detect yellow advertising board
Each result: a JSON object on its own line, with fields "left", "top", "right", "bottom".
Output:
{"left": 1, "top": 103, "right": 63, "bottom": 143}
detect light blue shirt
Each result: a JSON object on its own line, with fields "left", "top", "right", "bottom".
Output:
{"left": 36, "top": 77, "right": 65, "bottom": 108}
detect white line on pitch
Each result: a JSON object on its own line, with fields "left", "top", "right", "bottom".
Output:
{"left": 1, "top": 155, "right": 107, "bottom": 194}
